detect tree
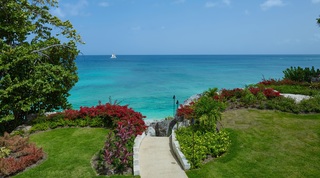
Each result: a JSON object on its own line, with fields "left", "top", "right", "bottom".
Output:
{"left": 0, "top": 0, "right": 83, "bottom": 129}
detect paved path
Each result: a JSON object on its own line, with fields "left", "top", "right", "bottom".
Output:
{"left": 139, "top": 136, "right": 188, "bottom": 178}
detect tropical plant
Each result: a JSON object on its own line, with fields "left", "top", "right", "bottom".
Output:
{"left": 193, "top": 95, "right": 226, "bottom": 132}
{"left": 0, "top": 0, "right": 83, "bottom": 133}
{"left": 175, "top": 127, "right": 230, "bottom": 169}
{"left": 0, "top": 132, "right": 44, "bottom": 177}
{"left": 283, "top": 66, "right": 320, "bottom": 82}
{"left": 30, "top": 102, "right": 147, "bottom": 134}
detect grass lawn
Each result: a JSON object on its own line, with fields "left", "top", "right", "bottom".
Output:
{"left": 14, "top": 127, "right": 136, "bottom": 178}
{"left": 186, "top": 109, "right": 320, "bottom": 178}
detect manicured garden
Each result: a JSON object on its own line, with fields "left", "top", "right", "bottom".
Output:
{"left": 1, "top": 66, "right": 320, "bottom": 177}
{"left": 14, "top": 128, "right": 109, "bottom": 178}
{"left": 186, "top": 109, "right": 320, "bottom": 178}
{"left": 0, "top": 102, "right": 147, "bottom": 177}
{"left": 175, "top": 66, "right": 320, "bottom": 174}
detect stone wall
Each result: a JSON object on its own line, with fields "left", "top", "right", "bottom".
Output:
{"left": 133, "top": 132, "right": 146, "bottom": 175}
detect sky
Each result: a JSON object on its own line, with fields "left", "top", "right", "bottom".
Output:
{"left": 52, "top": 0, "right": 320, "bottom": 55}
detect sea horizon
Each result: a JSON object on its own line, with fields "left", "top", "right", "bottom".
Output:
{"left": 69, "top": 54, "right": 320, "bottom": 121}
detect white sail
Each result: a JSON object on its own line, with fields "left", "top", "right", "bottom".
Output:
{"left": 110, "top": 54, "right": 117, "bottom": 59}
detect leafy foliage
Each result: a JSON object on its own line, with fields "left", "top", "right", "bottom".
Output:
{"left": 30, "top": 102, "right": 147, "bottom": 135}
{"left": 283, "top": 66, "right": 320, "bottom": 82}
{"left": 193, "top": 95, "right": 226, "bottom": 132}
{"left": 176, "top": 127, "right": 230, "bottom": 168}
{"left": 0, "top": 0, "right": 83, "bottom": 131}
{"left": 28, "top": 102, "right": 147, "bottom": 176}
{"left": 0, "top": 132, "right": 44, "bottom": 177}
{"left": 96, "top": 123, "right": 135, "bottom": 175}
{"left": 258, "top": 78, "right": 320, "bottom": 96}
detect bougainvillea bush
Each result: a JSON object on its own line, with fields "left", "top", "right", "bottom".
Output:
{"left": 29, "top": 102, "right": 147, "bottom": 176}
{"left": 0, "top": 133, "right": 44, "bottom": 177}
{"left": 30, "top": 102, "right": 147, "bottom": 135}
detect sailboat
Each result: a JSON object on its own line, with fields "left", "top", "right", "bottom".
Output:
{"left": 110, "top": 53, "right": 117, "bottom": 59}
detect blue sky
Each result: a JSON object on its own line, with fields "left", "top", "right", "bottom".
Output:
{"left": 52, "top": 0, "right": 320, "bottom": 55}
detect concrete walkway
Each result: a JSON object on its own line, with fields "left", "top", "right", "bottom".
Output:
{"left": 139, "top": 136, "right": 188, "bottom": 178}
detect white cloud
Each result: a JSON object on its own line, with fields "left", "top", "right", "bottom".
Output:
{"left": 260, "top": 0, "right": 285, "bottom": 10}
{"left": 312, "top": 0, "right": 320, "bottom": 4}
{"left": 99, "top": 1, "right": 109, "bottom": 7}
{"left": 205, "top": 2, "right": 216, "bottom": 8}
{"left": 52, "top": 8, "right": 66, "bottom": 18}
{"left": 65, "top": 0, "right": 89, "bottom": 16}
{"left": 222, "top": 0, "right": 231, "bottom": 6}
{"left": 52, "top": 0, "right": 89, "bottom": 18}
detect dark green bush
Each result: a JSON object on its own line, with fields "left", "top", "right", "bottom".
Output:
{"left": 283, "top": 66, "right": 320, "bottom": 82}
{"left": 265, "top": 97, "right": 299, "bottom": 113}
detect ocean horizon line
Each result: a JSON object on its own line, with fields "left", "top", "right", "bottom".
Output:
{"left": 78, "top": 54, "right": 320, "bottom": 57}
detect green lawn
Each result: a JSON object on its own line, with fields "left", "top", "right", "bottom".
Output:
{"left": 13, "top": 127, "right": 123, "bottom": 178}
{"left": 186, "top": 109, "right": 320, "bottom": 178}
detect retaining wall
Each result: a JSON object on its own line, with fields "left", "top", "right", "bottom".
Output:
{"left": 170, "top": 129, "right": 191, "bottom": 170}
{"left": 133, "top": 132, "right": 146, "bottom": 176}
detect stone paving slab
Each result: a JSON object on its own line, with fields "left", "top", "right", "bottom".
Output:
{"left": 139, "top": 136, "right": 188, "bottom": 178}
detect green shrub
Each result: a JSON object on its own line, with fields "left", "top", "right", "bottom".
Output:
{"left": 29, "top": 123, "right": 50, "bottom": 133}
{"left": 265, "top": 97, "right": 299, "bottom": 113}
{"left": 283, "top": 66, "right": 320, "bottom": 82}
{"left": 0, "top": 147, "right": 11, "bottom": 158}
{"left": 176, "top": 127, "right": 231, "bottom": 169}
{"left": 193, "top": 95, "right": 226, "bottom": 132}
{"left": 298, "top": 95, "right": 320, "bottom": 113}
{"left": 241, "top": 90, "right": 257, "bottom": 106}
{"left": 271, "top": 85, "right": 319, "bottom": 96}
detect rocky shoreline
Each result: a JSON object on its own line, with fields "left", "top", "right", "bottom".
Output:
{"left": 145, "top": 93, "right": 202, "bottom": 137}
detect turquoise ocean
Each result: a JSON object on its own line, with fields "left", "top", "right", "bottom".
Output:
{"left": 68, "top": 55, "right": 320, "bottom": 121}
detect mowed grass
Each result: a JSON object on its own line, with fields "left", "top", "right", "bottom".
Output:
{"left": 187, "top": 109, "right": 320, "bottom": 178}
{"left": 14, "top": 128, "right": 110, "bottom": 178}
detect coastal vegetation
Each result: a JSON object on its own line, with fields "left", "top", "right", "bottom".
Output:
{"left": 186, "top": 109, "right": 320, "bottom": 178}
{"left": 0, "top": 66, "right": 318, "bottom": 177}
{"left": 0, "top": 101, "right": 146, "bottom": 177}
{"left": 0, "top": 0, "right": 83, "bottom": 134}
{"left": 0, "top": 1, "right": 319, "bottom": 178}
{"left": 175, "top": 66, "right": 320, "bottom": 171}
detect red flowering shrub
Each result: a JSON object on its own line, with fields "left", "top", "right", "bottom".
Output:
{"left": 259, "top": 79, "right": 278, "bottom": 85}
{"left": 64, "top": 109, "right": 80, "bottom": 120}
{"left": 259, "top": 78, "right": 301, "bottom": 86}
{"left": 220, "top": 88, "right": 244, "bottom": 100}
{"left": 32, "top": 102, "right": 147, "bottom": 136}
{"left": 177, "top": 102, "right": 194, "bottom": 119}
{"left": 248, "top": 87, "right": 262, "bottom": 96}
{"left": 263, "top": 88, "right": 280, "bottom": 99}
{"left": 92, "top": 104, "right": 147, "bottom": 175}
{"left": 247, "top": 87, "right": 280, "bottom": 99}
{"left": 0, "top": 133, "right": 44, "bottom": 177}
